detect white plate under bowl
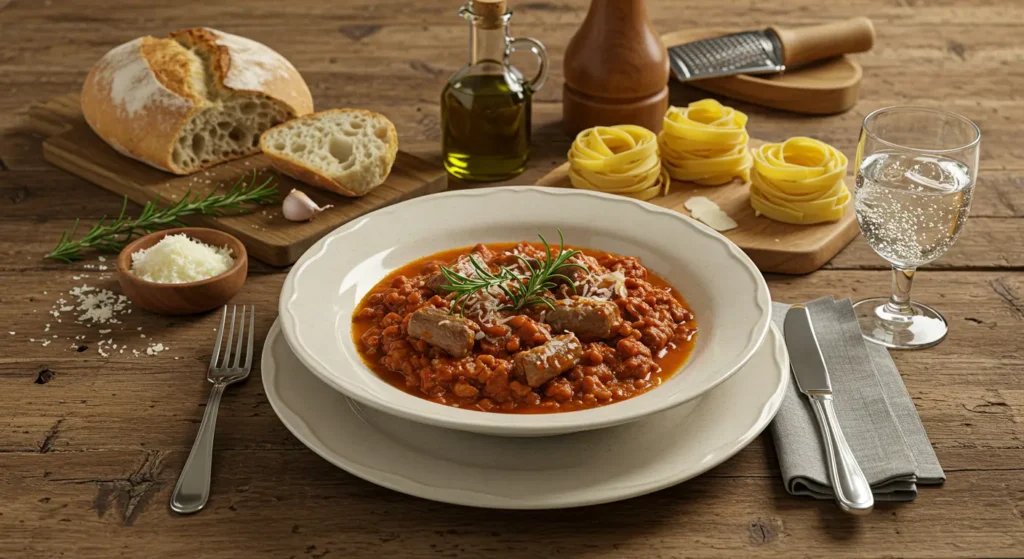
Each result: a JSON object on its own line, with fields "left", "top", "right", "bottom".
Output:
{"left": 262, "top": 320, "right": 789, "bottom": 509}
{"left": 279, "top": 187, "right": 771, "bottom": 436}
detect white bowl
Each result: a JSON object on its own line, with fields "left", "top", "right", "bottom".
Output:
{"left": 279, "top": 187, "right": 771, "bottom": 437}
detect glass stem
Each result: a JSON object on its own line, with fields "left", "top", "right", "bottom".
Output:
{"left": 884, "top": 265, "right": 917, "bottom": 318}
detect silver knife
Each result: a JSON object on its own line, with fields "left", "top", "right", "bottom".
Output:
{"left": 784, "top": 304, "right": 874, "bottom": 515}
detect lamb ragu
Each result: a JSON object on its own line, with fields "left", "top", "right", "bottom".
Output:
{"left": 351, "top": 234, "right": 697, "bottom": 414}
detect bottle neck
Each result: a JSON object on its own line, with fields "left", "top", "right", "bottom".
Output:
{"left": 588, "top": 0, "right": 648, "bottom": 19}
{"left": 469, "top": 20, "right": 508, "bottom": 64}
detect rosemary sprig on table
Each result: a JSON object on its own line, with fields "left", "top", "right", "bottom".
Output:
{"left": 45, "top": 173, "right": 279, "bottom": 263}
{"left": 439, "top": 231, "right": 588, "bottom": 315}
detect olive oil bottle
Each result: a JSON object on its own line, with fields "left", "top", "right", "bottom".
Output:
{"left": 441, "top": 0, "right": 548, "bottom": 181}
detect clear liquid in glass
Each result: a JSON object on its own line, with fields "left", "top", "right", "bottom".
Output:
{"left": 855, "top": 152, "right": 974, "bottom": 268}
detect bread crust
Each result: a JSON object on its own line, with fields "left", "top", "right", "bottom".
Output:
{"left": 260, "top": 109, "right": 399, "bottom": 197}
{"left": 81, "top": 28, "right": 313, "bottom": 175}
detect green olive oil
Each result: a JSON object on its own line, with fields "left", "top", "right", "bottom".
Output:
{"left": 442, "top": 73, "right": 531, "bottom": 181}
{"left": 441, "top": 1, "right": 547, "bottom": 181}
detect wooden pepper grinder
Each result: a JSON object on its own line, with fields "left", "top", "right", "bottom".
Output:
{"left": 562, "top": 0, "right": 669, "bottom": 136}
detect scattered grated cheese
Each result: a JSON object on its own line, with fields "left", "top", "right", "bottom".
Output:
{"left": 579, "top": 271, "right": 627, "bottom": 300}
{"left": 31, "top": 282, "right": 172, "bottom": 359}
{"left": 129, "top": 234, "right": 234, "bottom": 284}
{"left": 70, "top": 285, "right": 130, "bottom": 325}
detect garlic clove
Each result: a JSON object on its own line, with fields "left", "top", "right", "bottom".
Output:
{"left": 282, "top": 189, "right": 332, "bottom": 222}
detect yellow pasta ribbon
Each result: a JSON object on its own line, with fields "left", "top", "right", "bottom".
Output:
{"left": 568, "top": 125, "right": 670, "bottom": 201}
{"left": 749, "top": 137, "right": 851, "bottom": 225}
{"left": 658, "top": 99, "right": 753, "bottom": 185}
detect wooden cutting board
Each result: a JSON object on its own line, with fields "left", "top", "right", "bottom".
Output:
{"left": 535, "top": 137, "right": 859, "bottom": 274}
{"left": 663, "top": 29, "right": 863, "bottom": 115}
{"left": 28, "top": 94, "right": 447, "bottom": 267}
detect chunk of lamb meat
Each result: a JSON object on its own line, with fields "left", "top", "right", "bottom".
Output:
{"left": 425, "top": 271, "right": 448, "bottom": 294}
{"left": 407, "top": 307, "right": 475, "bottom": 358}
{"left": 513, "top": 333, "right": 584, "bottom": 388}
{"left": 545, "top": 299, "right": 619, "bottom": 341}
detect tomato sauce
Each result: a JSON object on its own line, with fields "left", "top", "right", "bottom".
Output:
{"left": 351, "top": 242, "right": 697, "bottom": 413}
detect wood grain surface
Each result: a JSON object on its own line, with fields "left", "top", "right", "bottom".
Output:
{"left": 535, "top": 137, "right": 859, "bottom": 274}
{"left": 2, "top": 0, "right": 1023, "bottom": 557}
{"left": 30, "top": 95, "right": 447, "bottom": 266}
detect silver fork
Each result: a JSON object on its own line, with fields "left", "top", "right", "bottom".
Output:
{"left": 170, "top": 305, "right": 255, "bottom": 514}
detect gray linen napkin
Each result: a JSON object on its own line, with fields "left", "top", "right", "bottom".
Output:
{"left": 769, "top": 297, "right": 945, "bottom": 502}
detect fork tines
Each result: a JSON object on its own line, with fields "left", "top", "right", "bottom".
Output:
{"left": 209, "top": 305, "right": 256, "bottom": 372}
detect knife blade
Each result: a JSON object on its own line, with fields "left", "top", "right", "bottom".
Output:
{"left": 784, "top": 304, "right": 874, "bottom": 515}
{"left": 784, "top": 304, "right": 832, "bottom": 394}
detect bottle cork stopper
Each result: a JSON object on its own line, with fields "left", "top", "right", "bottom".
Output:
{"left": 472, "top": 0, "right": 507, "bottom": 28}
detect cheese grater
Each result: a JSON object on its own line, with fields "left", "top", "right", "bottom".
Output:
{"left": 669, "top": 29, "right": 785, "bottom": 82}
{"left": 667, "top": 18, "right": 876, "bottom": 82}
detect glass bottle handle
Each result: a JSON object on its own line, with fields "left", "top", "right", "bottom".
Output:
{"left": 507, "top": 37, "right": 548, "bottom": 92}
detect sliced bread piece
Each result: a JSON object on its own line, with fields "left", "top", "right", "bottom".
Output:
{"left": 260, "top": 109, "right": 399, "bottom": 197}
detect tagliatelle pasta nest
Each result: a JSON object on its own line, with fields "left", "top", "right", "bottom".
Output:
{"left": 749, "top": 137, "right": 851, "bottom": 225}
{"left": 568, "top": 125, "right": 671, "bottom": 201}
{"left": 658, "top": 99, "right": 753, "bottom": 186}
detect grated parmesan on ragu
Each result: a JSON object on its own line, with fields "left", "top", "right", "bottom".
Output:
{"left": 452, "top": 255, "right": 480, "bottom": 279}
{"left": 578, "top": 271, "right": 627, "bottom": 300}
{"left": 130, "top": 234, "right": 234, "bottom": 284}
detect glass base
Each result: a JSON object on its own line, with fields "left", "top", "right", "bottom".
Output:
{"left": 853, "top": 297, "right": 948, "bottom": 350}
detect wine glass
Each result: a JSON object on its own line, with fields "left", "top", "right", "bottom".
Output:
{"left": 853, "top": 107, "right": 980, "bottom": 349}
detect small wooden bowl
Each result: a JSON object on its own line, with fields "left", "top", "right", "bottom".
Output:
{"left": 117, "top": 227, "right": 248, "bottom": 315}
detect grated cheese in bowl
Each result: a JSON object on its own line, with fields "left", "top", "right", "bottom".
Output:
{"left": 130, "top": 233, "right": 235, "bottom": 283}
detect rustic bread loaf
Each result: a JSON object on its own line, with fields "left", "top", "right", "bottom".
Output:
{"left": 259, "top": 109, "right": 399, "bottom": 197}
{"left": 81, "top": 27, "right": 313, "bottom": 175}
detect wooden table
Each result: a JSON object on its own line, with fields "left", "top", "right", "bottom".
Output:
{"left": 2, "top": 1, "right": 1022, "bottom": 557}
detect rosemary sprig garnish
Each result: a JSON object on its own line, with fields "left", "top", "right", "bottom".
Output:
{"left": 46, "top": 172, "right": 279, "bottom": 263}
{"left": 439, "top": 231, "right": 588, "bottom": 315}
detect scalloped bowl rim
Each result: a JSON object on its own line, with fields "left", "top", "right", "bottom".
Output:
{"left": 279, "top": 186, "right": 771, "bottom": 436}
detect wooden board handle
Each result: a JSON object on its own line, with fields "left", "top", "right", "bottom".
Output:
{"left": 771, "top": 17, "right": 875, "bottom": 69}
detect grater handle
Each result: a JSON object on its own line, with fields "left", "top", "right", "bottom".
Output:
{"left": 771, "top": 17, "right": 875, "bottom": 69}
